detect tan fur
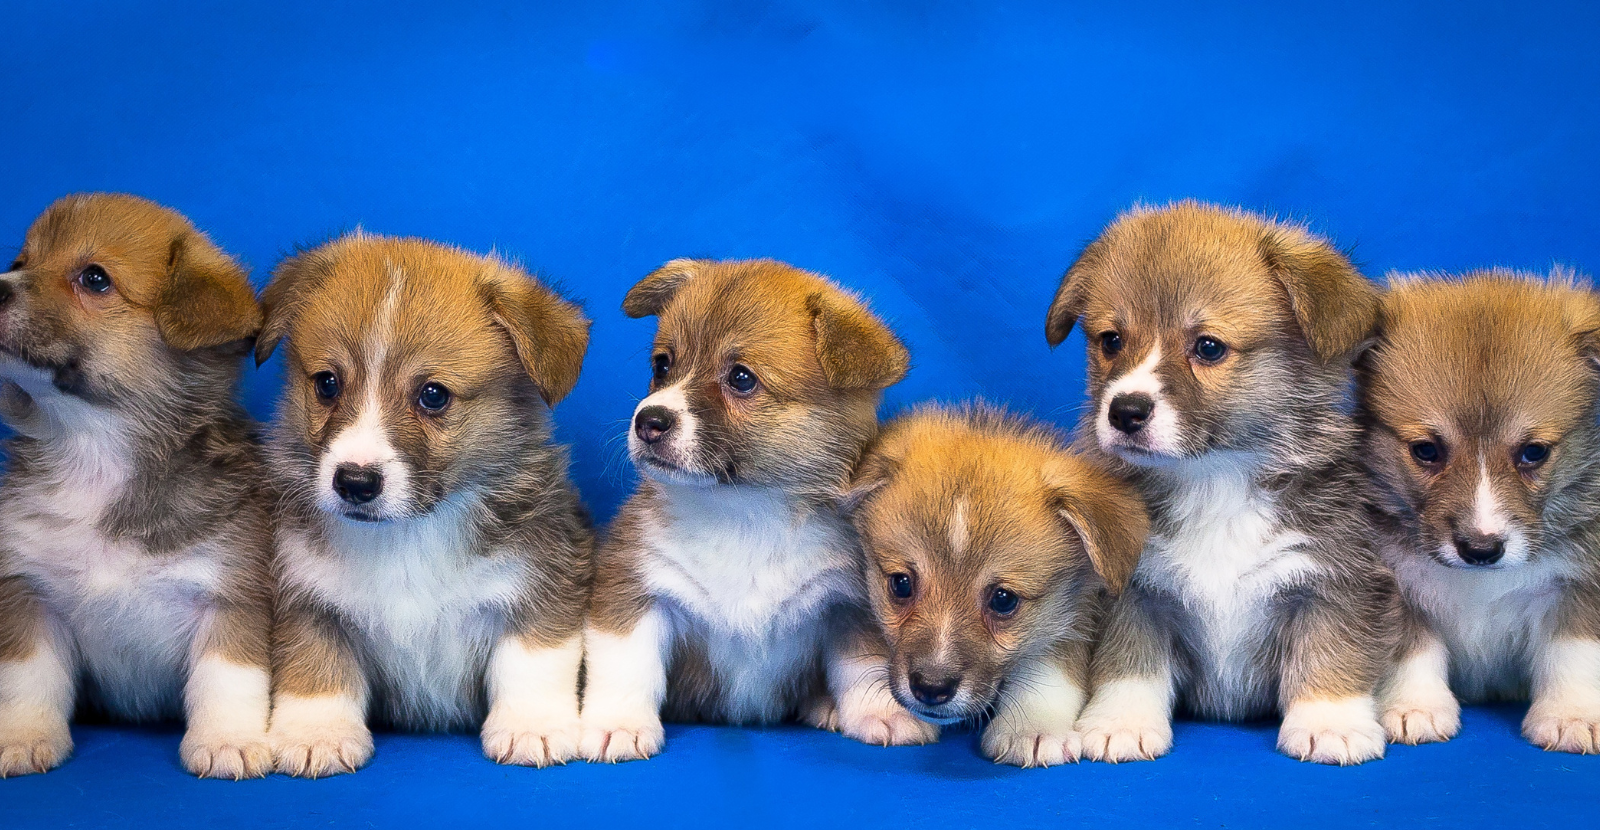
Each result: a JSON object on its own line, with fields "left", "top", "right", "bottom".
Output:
{"left": 848, "top": 406, "right": 1149, "bottom": 761}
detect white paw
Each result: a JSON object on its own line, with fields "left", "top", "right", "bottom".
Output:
{"left": 833, "top": 695, "right": 938, "bottom": 746}
{"left": 181, "top": 729, "right": 272, "bottom": 779}
{"left": 270, "top": 719, "right": 373, "bottom": 778}
{"left": 482, "top": 712, "right": 581, "bottom": 768}
{"left": 1077, "top": 710, "right": 1172, "bottom": 762}
{"left": 982, "top": 722, "right": 1082, "bottom": 767}
{"left": 1381, "top": 698, "right": 1460, "bottom": 745}
{"left": 801, "top": 696, "right": 840, "bottom": 732}
{"left": 577, "top": 709, "right": 664, "bottom": 763}
{"left": 0, "top": 720, "right": 72, "bottom": 777}
{"left": 1523, "top": 707, "right": 1600, "bottom": 754}
{"left": 1279, "top": 697, "right": 1386, "bottom": 765}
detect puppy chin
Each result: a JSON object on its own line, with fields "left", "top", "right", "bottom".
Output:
{"left": 629, "top": 441, "right": 719, "bottom": 488}
{"left": 890, "top": 681, "right": 979, "bottom": 726}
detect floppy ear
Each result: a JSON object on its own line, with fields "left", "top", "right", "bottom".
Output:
{"left": 1045, "top": 238, "right": 1106, "bottom": 347}
{"left": 253, "top": 249, "right": 328, "bottom": 367}
{"left": 1045, "top": 459, "right": 1148, "bottom": 596}
{"left": 1562, "top": 285, "right": 1600, "bottom": 370}
{"left": 623, "top": 258, "right": 703, "bottom": 318}
{"left": 1259, "top": 227, "right": 1379, "bottom": 363}
{"left": 808, "top": 291, "right": 909, "bottom": 390}
{"left": 481, "top": 266, "right": 591, "bottom": 406}
{"left": 154, "top": 231, "right": 261, "bottom": 352}
{"left": 839, "top": 442, "right": 901, "bottom": 514}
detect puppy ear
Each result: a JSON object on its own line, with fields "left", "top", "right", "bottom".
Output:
{"left": 840, "top": 446, "right": 900, "bottom": 514}
{"left": 1046, "top": 459, "right": 1148, "bottom": 596}
{"left": 623, "top": 258, "right": 703, "bottom": 318}
{"left": 808, "top": 291, "right": 909, "bottom": 390}
{"left": 254, "top": 250, "right": 326, "bottom": 367}
{"left": 1259, "top": 227, "right": 1379, "bottom": 363}
{"left": 1563, "top": 287, "right": 1600, "bottom": 369}
{"left": 1045, "top": 238, "right": 1105, "bottom": 347}
{"left": 154, "top": 232, "right": 261, "bottom": 352}
{"left": 481, "top": 266, "right": 591, "bottom": 406}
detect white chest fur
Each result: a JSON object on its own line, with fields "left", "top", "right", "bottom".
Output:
{"left": 1139, "top": 458, "right": 1317, "bottom": 708}
{"left": 1387, "top": 544, "right": 1572, "bottom": 701}
{"left": 0, "top": 415, "right": 218, "bottom": 721}
{"left": 278, "top": 501, "right": 528, "bottom": 729}
{"left": 641, "top": 484, "right": 861, "bottom": 718}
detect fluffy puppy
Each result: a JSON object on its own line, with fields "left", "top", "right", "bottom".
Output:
{"left": 1361, "top": 271, "right": 1600, "bottom": 753}
{"left": 1046, "top": 201, "right": 1399, "bottom": 765}
{"left": 845, "top": 405, "right": 1148, "bottom": 767}
{"left": 580, "top": 258, "right": 933, "bottom": 761}
{"left": 0, "top": 194, "right": 271, "bottom": 778}
{"left": 256, "top": 233, "right": 592, "bottom": 776}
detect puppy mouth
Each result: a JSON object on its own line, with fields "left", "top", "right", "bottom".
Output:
{"left": 340, "top": 510, "right": 386, "bottom": 524}
{"left": 635, "top": 450, "right": 720, "bottom": 486}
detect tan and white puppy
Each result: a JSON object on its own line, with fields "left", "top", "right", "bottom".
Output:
{"left": 580, "top": 258, "right": 934, "bottom": 761}
{"left": 256, "top": 234, "right": 593, "bottom": 777}
{"left": 845, "top": 405, "right": 1148, "bottom": 767}
{"left": 1361, "top": 271, "right": 1600, "bottom": 753}
{"left": 0, "top": 194, "right": 272, "bottom": 778}
{"left": 1047, "top": 202, "right": 1400, "bottom": 765}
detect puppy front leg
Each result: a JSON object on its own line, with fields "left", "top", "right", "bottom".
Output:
{"left": 0, "top": 582, "right": 74, "bottom": 777}
{"left": 1523, "top": 635, "right": 1600, "bottom": 754}
{"left": 578, "top": 605, "right": 669, "bottom": 762}
{"left": 1277, "top": 586, "right": 1393, "bottom": 765}
{"left": 482, "top": 631, "right": 583, "bottom": 768}
{"left": 268, "top": 599, "right": 372, "bottom": 777}
{"left": 1378, "top": 608, "right": 1459, "bottom": 745}
{"left": 819, "top": 624, "right": 938, "bottom": 747}
{"left": 181, "top": 600, "right": 273, "bottom": 779}
{"left": 981, "top": 639, "right": 1090, "bottom": 767}
{"left": 1076, "top": 591, "right": 1176, "bottom": 762}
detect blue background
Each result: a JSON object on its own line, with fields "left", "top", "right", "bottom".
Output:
{"left": 2, "top": 1, "right": 1598, "bottom": 827}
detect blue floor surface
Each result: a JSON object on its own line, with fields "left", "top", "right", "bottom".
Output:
{"left": 1, "top": 706, "right": 1593, "bottom": 829}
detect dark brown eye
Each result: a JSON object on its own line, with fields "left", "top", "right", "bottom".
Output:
{"left": 417, "top": 382, "right": 451, "bottom": 413}
{"left": 1516, "top": 442, "right": 1550, "bottom": 469}
{"left": 1410, "top": 439, "right": 1443, "bottom": 466}
{"left": 888, "top": 572, "right": 914, "bottom": 601}
{"left": 1193, "top": 336, "right": 1227, "bottom": 363}
{"left": 987, "top": 587, "right": 1020, "bottom": 616}
{"left": 312, "top": 371, "right": 341, "bottom": 402}
{"left": 726, "top": 364, "right": 758, "bottom": 395}
{"left": 77, "top": 264, "right": 112, "bottom": 293}
{"left": 1100, "top": 331, "right": 1123, "bottom": 357}
{"left": 651, "top": 353, "right": 671, "bottom": 382}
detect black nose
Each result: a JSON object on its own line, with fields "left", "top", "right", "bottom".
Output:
{"left": 333, "top": 465, "right": 383, "bottom": 506}
{"left": 1454, "top": 535, "right": 1505, "bottom": 566}
{"left": 1108, "top": 393, "right": 1154, "bottom": 435}
{"left": 634, "top": 405, "right": 676, "bottom": 444}
{"left": 908, "top": 671, "right": 962, "bottom": 706}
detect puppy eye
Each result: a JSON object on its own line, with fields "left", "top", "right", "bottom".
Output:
{"left": 1192, "top": 336, "right": 1227, "bottom": 363}
{"left": 1099, "top": 331, "right": 1123, "bottom": 357}
{"left": 77, "top": 264, "right": 112, "bottom": 294}
{"left": 726, "top": 364, "right": 759, "bottom": 396}
{"left": 651, "top": 353, "right": 671, "bottom": 382}
{"left": 887, "top": 572, "right": 914, "bottom": 601}
{"left": 1516, "top": 442, "right": 1550, "bottom": 469}
{"left": 987, "top": 587, "right": 1020, "bottom": 617}
{"left": 312, "top": 371, "right": 341, "bottom": 403}
{"left": 1410, "top": 439, "right": 1444, "bottom": 466}
{"left": 417, "top": 382, "right": 452, "bottom": 414}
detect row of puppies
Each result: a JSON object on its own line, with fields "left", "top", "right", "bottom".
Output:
{"left": 0, "top": 195, "right": 1595, "bottom": 781}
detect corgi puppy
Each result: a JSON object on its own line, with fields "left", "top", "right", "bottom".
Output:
{"left": 1046, "top": 202, "right": 1400, "bottom": 765}
{"left": 1360, "top": 271, "right": 1600, "bottom": 753}
{"left": 579, "top": 258, "right": 935, "bottom": 761}
{"left": 0, "top": 194, "right": 271, "bottom": 778}
{"left": 255, "top": 234, "right": 593, "bottom": 777}
{"left": 844, "top": 405, "right": 1148, "bottom": 767}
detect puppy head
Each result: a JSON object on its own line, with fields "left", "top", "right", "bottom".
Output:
{"left": 257, "top": 234, "right": 589, "bottom": 524}
{"left": 0, "top": 193, "right": 258, "bottom": 417}
{"left": 622, "top": 258, "right": 908, "bottom": 495}
{"left": 1046, "top": 201, "right": 1377, "bottom": 467}
{"left": 845, "top": 407, "right": 1147, "bottom": 724}
{"left": 1359, "top": 271, "right": 1600, "bottom": 569}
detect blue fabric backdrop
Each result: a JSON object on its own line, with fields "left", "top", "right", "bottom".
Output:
{"left": 2, "top": 1, "right": 1597, "bottom": 827}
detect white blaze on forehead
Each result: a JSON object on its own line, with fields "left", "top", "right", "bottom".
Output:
{"left": 1471, "top": 454, "right": 1509, "bottom": 537}
{"left": 948, "top": 497, "right": 969, "bottom": 555}
{"left": 1097, "top": 343, "right": 1183, "bottom": 455}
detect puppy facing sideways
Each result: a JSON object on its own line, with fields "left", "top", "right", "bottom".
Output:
{"left": 580, "top": 258, "right": 934, "bottom": 761}
{"left": 1046, "top": 201, "right": 1400, "bottom": 765}
{"left": 256, "top": 233, "right": 592, "bottom": 776}
{"left": 845, "top": 405, "right": 1148, "bottom": 767}
{"left": 1361, "top": 271, "right": 1600, "bottom": 753}
{"left": 0, "top": 194, "right": 271, "bottom": 778}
